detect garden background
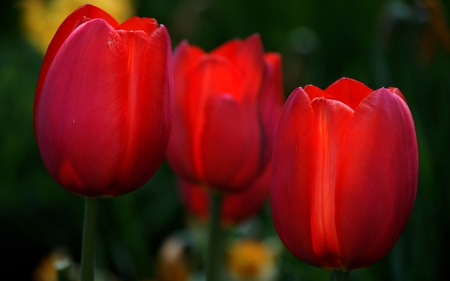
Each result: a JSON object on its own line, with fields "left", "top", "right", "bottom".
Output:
{"left": 0, "top": 0, "right": 448, "bottom": 280}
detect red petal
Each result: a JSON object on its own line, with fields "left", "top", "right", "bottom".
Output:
{"left": 172, "top": 41, "right": 205, "bottom": 94}
{"left": 309, "top": 98, "right": 353, "bottom": 268}
{"left": 261, "top": 52, "right": 284, "bottom": 109}
{"left": 114, "top": 25, "right": 171, "bottom": 193}
{"left": 323, "top": 77, "right": 373, "bottom": 110}
{"left": 35, "top": 5, "right": 118, "bottom": 119}
{"left": 117, "top": 17, "right": 158, "bottom": 34}
{"left": 200, "top": 93, "right": 261, "bottom": 192}
{"left": 237, "top": 34, "right": 265, "bottom": 101}
{"left": 189, "top": 56, "right": 243, "bottom": 186}
{"left": 211, "top": 38, "right": 242, "bottom": 58}
{"left": 213, "top": 34, "right": 265, "bottom": 101}
{"left": 389, "top": 87, "right": 407, "bottom": 103}
{"left": 270, "top": 87, "right": 318, "bottom": 266}
{"left": 36, "top": 19, "right": 128, "bottom": 196}
{"left": 335, "top": 88, "right": 418, "bottom": 269}
{"left": 304, "top": 84, "right": 334, "bottom": 100}
{"left": 259, "top": 52, "right": 284, "bottom": 164}
{"left": 167, "top": 41, "right": 206, "bottom": 182}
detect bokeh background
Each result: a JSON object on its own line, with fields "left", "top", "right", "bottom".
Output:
{"left": 1, "top": 0, "right": 449, "bottom": 280}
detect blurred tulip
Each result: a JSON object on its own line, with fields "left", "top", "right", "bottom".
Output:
{"left": 168, "top": 34, "right": 283, "bottom": 193}
{"left": 20, "top": 0, "right": 134, "bottom": 54}
{"left": 34, "top": 4, "right": 172, "bottom": 197}
{"left": 270, "top": 78, "right": 418, "bottom": 271}
{"left": 180, "top": 165, "right": 271, "bottom": 227}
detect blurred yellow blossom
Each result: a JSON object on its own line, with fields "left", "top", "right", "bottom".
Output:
{"left": 33, "top": 254, "right": 57, "bottom": 281}
{"left": 33, "top": 248, "right": 74, "bottom": 281}
{"left": 156, "top": 235, "right": 191, "bottom": 281}
{"left": 226, "top": 239, "right": 278, "bottom": 281}
{"left": 20, "top": 0, "right": 134, "bottom": 54}
{"left": 33, "top": 247, "right": 123, "bottom": 281}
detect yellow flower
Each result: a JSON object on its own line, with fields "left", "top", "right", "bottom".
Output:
{"left": 226, "top": 239, "right": 278, "bottom": 281}
{"left": 156, "top": 236, "right": 190, "bottom": 281}
{"left": 19, "top": 0, "right": 134, "bottom": 54}
{"left": 33, "top": 255, "right": 57, "bottom": 281}
{"left": 33, "top": 248, "right": 73, "bottom": 281}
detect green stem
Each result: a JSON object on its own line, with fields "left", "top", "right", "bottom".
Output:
{"left": 332, "top": 270, "right": 350, "bottom": 281}
{"left": 81, "top": 197, "right": 99, "bottom": 281}
{"left": 112, "top": 195, "right": 153, "bottom": 279}
{"left": 205, "top": 192, "right": 224, "bottom": 281}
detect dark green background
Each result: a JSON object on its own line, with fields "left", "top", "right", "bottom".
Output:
{"left": 0, "top": 0, "right": 448, "bottom": 280}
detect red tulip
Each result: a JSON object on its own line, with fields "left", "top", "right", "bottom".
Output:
{"left": 167, "top": 34, "right": 283, "bottom": 193}
{"left": 180, "top": 164, "right": 271, "bottom": 226}
{"left": 34, "top": 4, "right": 172, "bottom": 197}
{"left": 270, "top": 78, "right": 418, "bottom": 271}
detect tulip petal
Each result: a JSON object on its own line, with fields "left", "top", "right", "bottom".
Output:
{"left": 304, "top": 84, "right": 334, "bottom": 100}
{"left": 118, "top": 17, "right": 158, "bottom": 34}
{"left": 211, "top": 38, "right": 242, "bottom": 58}
{"left": 173, "top": 41, "right": 205, "bottom": 68}
{"left": 260, "top": 52, "right": 284, "bottom": 164}
{"left": 213, "top": 34, "right": 265, "bottom": 101}
{"left": 309, "top": 98, "right": 354, "bottom": 268}
{"left": 270, "top": 88, "right": 318, "bottom": 266}
{"left": 187, "top": 56, "right": 244, "bottom": 186}
{"left": 167, "top": 41, "right": 206, "bottom": 182}
{"left": 200, "top": 92, "right": 261, "bottom": 191}
{"left": 335, "top": 88, "right": 418, "bottom": 269}
{"left": 114, "top": 25, "right": 171, "bottom": 193}
{"left": 324, "top": 77, "right": 373, "bottom": 110}
{"left": 35, "top": 4, "right": 118, "bottom": 115}
{"left": 36, "top": 19, "right": 128, "bottom": 196}
{"left": 390, "top": 87, "right": 407, "bottom": 103}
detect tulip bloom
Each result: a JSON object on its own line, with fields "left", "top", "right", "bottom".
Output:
{"left": 180, "top": 165, "right": 271, "bottom": 226}
{"left": 167, "top": 34, "right": 283, "bottom": 193}
{"left": 34, "top": 4, "right": 172, "bottom": 197}
{"left": 270, "top": 78, "right": 418, "bottom": 271}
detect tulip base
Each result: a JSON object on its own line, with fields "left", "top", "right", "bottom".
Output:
{"left": 81, "top": 197, "right": 99, "bottom": 281}
{"left": 332, "top": 270, "right": 350, "bottom": 281}
{"left": 205, "top": 192, "right": 224, "bottom": 281}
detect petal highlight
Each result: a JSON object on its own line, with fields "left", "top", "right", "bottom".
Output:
{"left": 310, "top": 98, "right": 353, "bottom": 269}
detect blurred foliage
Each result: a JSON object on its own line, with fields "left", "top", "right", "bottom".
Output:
{"left": 1, "top": 0, "right": 450, "bottom": 280}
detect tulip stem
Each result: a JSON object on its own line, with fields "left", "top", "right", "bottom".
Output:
{"left": 332, "top": 270, "right": 350, "bottom": 281}
{"left": 206, "top": 192, "right": 224, "bottom": 281}
{"left": 80, "top": 197, "right": 99, "bottom": 281}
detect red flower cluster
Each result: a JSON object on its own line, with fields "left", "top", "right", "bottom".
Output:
{"left": 34, "top": 5, "right": 418, "bottom": 273}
